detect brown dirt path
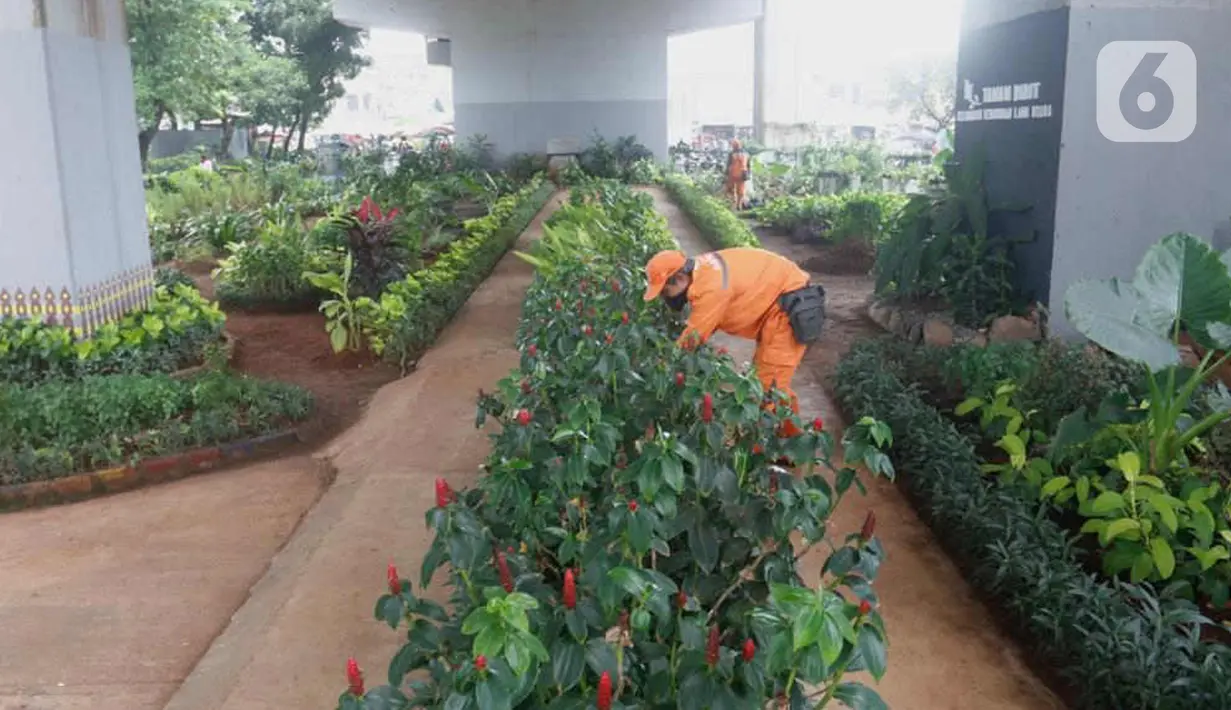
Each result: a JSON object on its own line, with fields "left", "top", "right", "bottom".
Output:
{"left": 0, "top": 456, "right": 330, "bottom": 710}
{"left": 643, "top": 187, "right": 1063, "bottom": 710}
{"left": 163, "top": 192, "right": 570, "bottom": 710}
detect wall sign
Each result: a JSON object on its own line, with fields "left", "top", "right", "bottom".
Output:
{"left": 956, "top": 79, "right": 1055, "bottom": 123}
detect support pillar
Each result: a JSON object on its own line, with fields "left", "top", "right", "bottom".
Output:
{"left": 0, "top": 0, "right": 153, "bottom": 335}
{"left": 753, "top": 11, "right": 768, "bottom": 145}
{"left": 956, "top": 0, "right": 1231, "bottom": 337}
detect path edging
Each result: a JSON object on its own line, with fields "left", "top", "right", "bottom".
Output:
{"left": 0, "top": 428, "right": 302, "bottom": 512}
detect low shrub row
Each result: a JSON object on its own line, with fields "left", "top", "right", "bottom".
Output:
{"left": 0, "top": 284, "right": 225, "bottom": 385}
{"left": 834, "top": 338, "right": 1231, "bottom": 709}
{"left": 751, "top": 193, "right": 905, "bottom": 245}
{"left": 662, "top": 174, "right": 759, "bottom": 250}
{"left": 369, "top": 179, "right": 555, "bottom": 371}
{"left": 0, "top": 370, "right": 312, "bottom": 485}
{"left": 338, "top": 181, "right": 896, "bottom": 710}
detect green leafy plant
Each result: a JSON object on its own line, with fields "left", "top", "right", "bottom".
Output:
{"left": 214, "top": 214, "right": 333, "bottom": 310}
{"left": 305, "top": 254, "right": 379, "bottom": 354}
{"left": 662, "top": 174, "right": 760, "bottom": 249}
{"left": 337, "top": 182, "right": 895, "bottom": 710}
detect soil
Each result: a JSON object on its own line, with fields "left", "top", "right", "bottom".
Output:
{"left": 751, "top": 224, "right": 877, "bottom": 276}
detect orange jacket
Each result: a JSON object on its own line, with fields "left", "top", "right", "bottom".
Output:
{"left": 727, "top": 151, "right": 749, "bottom": 181}
{"left": 678, "top": 248, "right": 809, "bottom": 346}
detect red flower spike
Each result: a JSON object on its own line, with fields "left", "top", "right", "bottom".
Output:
{"left": 597, "top": 671, "right": 613, "bottom": 710}
{"left": 859, "top": 599, "right": 873, "bottom": 616}
{"left": 554, "top": 299, "right": 563, "bottom": 311}
{"left": 861, "top": 511, "right": 876, "bottom": 541}
{"left": 584, "top": 325, "right": 593, "bottom": 336}
{"left": 605, "top": 333, "right": 614, "bottom": 345}
{"left": 813, "top": 417, "right": 824, "bottom": 431}
{"left": 475, "top": 655, "right": 487, "bottom": 672}
{"left": 495, "top": 551, "right": 514, "bottom": 592}
{"left": 516, "top": 409, "right": 532, "bottom": 426}
{"left": 677, "top": 590, "right": 688, "bottom": 609}
{"left": 435, "top": 477, "right": 453, "bottom": 508}
{"left": 705, "top": 625, "right": 720, "bottom": 667}
{"left": 621, "top": 312, "right": 630, "bottom": 325}
{"left": 346, "top": 657, "right": 364, "bottom": 696}
{"left": 563, "top": 568, "right": 577, "bottom": 610}
{"left": 520, "top": 378, "right": 532, "bottom": 394}
{"left": 527, "top": 344, "right": 538, "bottom": 357}
{"left": 701, "top": 393, "right": 714, "bottom": 423}
{"left": 717, "top": 346, "right": 729, "bottom": 356}
{"left": 675, "top": 372, "right": 686, "bottom": 387}
{"left": 628, "top": 500, "right": 638, "bottom": 513}
{"left": 387, "top": 563, "right": 401, "bottom": 595}
{"left": 742, "top": 638, "right": 756, "bottom": 662}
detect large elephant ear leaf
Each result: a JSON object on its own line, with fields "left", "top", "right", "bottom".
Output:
{"left": 1065, "top": 278, "right": 1178, "bottom": 371}
{"left": 1133, "top": 233, "right": 1231, "bottom": 346}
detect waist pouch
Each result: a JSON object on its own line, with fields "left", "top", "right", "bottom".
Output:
{"left": 778, "top": 284, "right": 827, "bottom": 344}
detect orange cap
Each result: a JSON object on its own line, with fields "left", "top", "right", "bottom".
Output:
{"left": 731, "top": 138, "right": 742, "bottom": 149}
{"left": 643, "top": 250, "right": 687, "bottom": 301}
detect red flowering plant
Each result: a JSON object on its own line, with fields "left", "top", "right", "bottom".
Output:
{"left": 338, "top": 181, "right": 895, "bottom": 710}
{"left": 332, "top": 195, "right": 414, "bottom": 297}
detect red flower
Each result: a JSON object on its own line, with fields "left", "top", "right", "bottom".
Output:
{"left": 717, "top": 346, "right": 728, "bottom": 356}
{"left": 346, "top": 657, "right": 364, "bottom": 696}
{"left": 435, "top": 477, "right": 454, "bottom": 508}
{"left": 769, "top": 472, "right": 779, "bottom": 495}
{"left": 675, "top": 372, "right": 686, "bottom": 387}
{"left": 742, "top": 638, "right": 756, "bottom": 662}
{"left": 597, "top": 671, "right": 613, "bottom": 710}
{"left": 554, "top": 299, "right": 563, "bottom": 311}
{"left": 516, "top": 409, "right": 532, "bottom": 426}
{"left": 521, "top": 378, "right": 532, "bottom": 394}
{"left": 563, "top": 568, "right": 577, "bottom": 610}
{"left": 628, "top": 500, "right": 638, "bottom": 512}
{"left": 584, "top": 325, "right": 594, "bottom": 336}
{"left": 605, "top": 333, "right": 614, "bottom": 345}
{"left": 701, "top": 393, "right": 714, "bottom": 423}
{"left": 645, "top": 423, "right": 655, "bottom": 440}
{"left": 475, "top": 655, "right": 487, "bottom": 672}
{"left": 706, "top": 625, "right": 720, "bottom": 667}
{"left": 387, "top": 563, "right": 401, "bottom": 595}
{"left": 528, "top": 344, "right": 538, "bottom": 357}
{"left": 858, "top": 599, "right": 873, "bottom": 616}
{"left": 813, "top": 417, "right": 824, "bottom": 430}
{"left": 495, "top": 551, "right": 514, "bottom": 592}
{"left": 354, "top": 196, "right": 377, "bottom": 223}
{"left": 612, "top": 281, "right": 622, "bottom": 293}
{"left": 621, "top": 312, "right": 630, "bottom": 325}
{"left": 861, "top": 511, "right": 876, "bottom": 541}
{"left": 677, "top": 589, "right": 688, "bottom": 608}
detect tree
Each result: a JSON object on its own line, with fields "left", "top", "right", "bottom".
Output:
{"left": 247, "top": 0, "right": 369, "bottom": 153}
{"left": 127, "top": 0, "right": 246, "bottom": 163}
{"left": 886, "top": 54, "right": 957, "bottom": 134}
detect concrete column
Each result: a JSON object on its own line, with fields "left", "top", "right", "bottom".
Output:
{"left": 753, "top": 12, "right": 768, "bottom": 144}
{"left": 955, "top": 0, "right": 1231, "bottom": 337}
{"left": 0, "top": 0, "right": 152, "bottom": 335}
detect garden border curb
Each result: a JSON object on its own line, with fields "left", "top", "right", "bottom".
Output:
{"left": 0, "top": 428, "right": 303, "bottom": 513}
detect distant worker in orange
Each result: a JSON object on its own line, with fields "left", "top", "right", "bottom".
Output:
{"left": 724, "top": 139, "right": 751, "bottom": 210}
{"left": 643, "top": 248, "right": 826, "bottom": 437}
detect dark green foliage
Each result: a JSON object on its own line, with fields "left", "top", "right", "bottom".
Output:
{"left": 662, "top": 174, "right": 760, "bottom": 249}
{"left": 579, "top": 133, "right": 654, "bottom": 182}
{"left": 154, "top": 266, "right": 198, "bottom": 292}
{"left": 0, "top": 371, "right": 312, "bottom": 485}
{"left": 834, "top": 340, "right": 1231, "bottom": 709}
{"left": 873, "top": 153, "right": 1029, "bottom": 328}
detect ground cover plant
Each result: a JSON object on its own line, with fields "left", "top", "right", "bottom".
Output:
{"left": 337, "top": 181, "right": 896, "bottom": 710}
{"left": 0, "top": 370, "right": 312, "bottom": 486}
{"left": 834, "top": 336, "right": 1231, "bottom": 709}
{"left": 0, "top": 284, "right": 225, "bottom": 385}
{"left": 752, "top": 193, "right": 906, "bottom": 247}
{"left": 662, "top": 175, "right": 759, "bottom": 250}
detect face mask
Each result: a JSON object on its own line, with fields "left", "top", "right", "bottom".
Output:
{"left": 664, "top": 289, "right": 689, "bottom": 312}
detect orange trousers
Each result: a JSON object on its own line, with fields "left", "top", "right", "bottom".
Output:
{"left": 726, "top": 178, "right": 747, "bottom": 210}
{"left": 754, "top": 308, "right": 807, "bottom": 437}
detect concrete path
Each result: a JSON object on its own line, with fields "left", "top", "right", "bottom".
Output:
{"left": 643, "top": 187, "right": 1063, "bottom": 710}
{"left": 0, "top": 455, "right": 330, "bottom": 710}
{"left": 163, "top": 193, "right": 569, "bottom": 710}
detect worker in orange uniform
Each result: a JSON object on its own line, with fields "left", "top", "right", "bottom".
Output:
{"left": 643, "top": 248, "right": 827, "bottom": 437}
{"left": 725, "top": 139, "right": 751, "bottom": 210}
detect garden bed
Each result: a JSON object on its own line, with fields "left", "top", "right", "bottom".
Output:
{"left": 834, "top": 337, "right": 1231, "bottom": 708}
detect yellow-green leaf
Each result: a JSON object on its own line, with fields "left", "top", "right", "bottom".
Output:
{"left": 1090, "top": 491, "right": 1125, "bottom": 515}
{"left": 1147, "top": 494, "right": 1179, "bottom": 534}
{"left": 1115, "top": 451, "right": 1140, "bottom": 479}
{"left": 1149, "top": 537, "right": 1176, "bottom": 578}
{"left": 954, "top": 398, "right": 984, "bottom": 416}
{"left": 1040, "top": 476, "right": 1071, "bottom": 498}
{"left": 1100, "top": 518, "right": 1141, "bottom": 546}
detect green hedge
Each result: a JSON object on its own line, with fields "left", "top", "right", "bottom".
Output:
{"left": 372, "top": 180, "right": 555, "bottom": 371}
{"left": 662, "top": 174, "right": 759, "bottom": 249}
{"left": 833, "top": 338, "right": 1231, "bottom": 709}
{"left": 0, "top": 371, "right": 312, "bottom": 486}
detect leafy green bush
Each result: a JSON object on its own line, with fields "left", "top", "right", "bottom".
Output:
{"left": 213, "top": 215, "right": 334, "bottom": 310}
{"left": 662, "top": 174, "right": 759, "bottom": 249}
{"left": 0, "top": 285, "right": 225, "bottom": 384}
{"left": 579, "top": 134, "right": 654, "bottom": 181}
{"left": 337, "top": 180, "right": 895, "bottom": 710}
{"left": 368, "top": 180, "right": 555, "bottom": 371}
{"left": 0, "top": 371, "right": 312, "bottom": 485}
{"left": 834, "top": 339, "right": 1231, "bottom": 709}
{"left": 752, "top": 193, "right": 905, "bottom": 246}
{"left": 154, "top": 266, "right": 198, "bottom": 292}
